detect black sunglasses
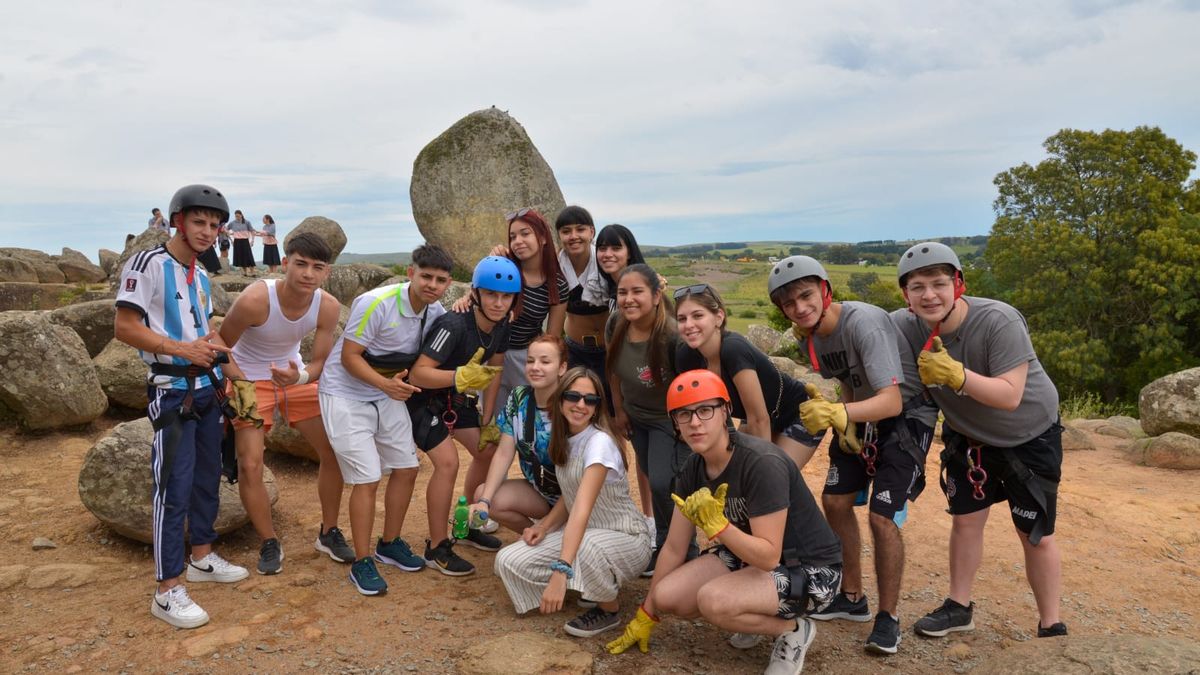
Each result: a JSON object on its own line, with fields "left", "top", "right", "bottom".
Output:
{"left": 673, "top": 283, "right": 714, "bottom": 301}
{"left": 505, "top": 207, "right": 532, "bottom": 223}
{"left": 561, "top": 390, "right": 603, "bottom": 407}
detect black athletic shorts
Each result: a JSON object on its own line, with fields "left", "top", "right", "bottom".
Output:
{"left": 407, "top": 393, "right": 482, "bottom": 453}
{"left": 941, "top": 421, "right": 1063, "bottom": 537}
{"left": 823, "top": 417, "right": 933, "bottom": 527}
{"left": 704, "top": 545, "right": 841, "bottom": 619}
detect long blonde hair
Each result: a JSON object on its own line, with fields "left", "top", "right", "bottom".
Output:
{"left": 548, "top": 367, "right": 627, "bottom": 469}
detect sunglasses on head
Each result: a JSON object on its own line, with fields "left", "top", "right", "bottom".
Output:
{"left": 672, "top": 283, "right": 714, "bottom": 301}
{"left": 561, "top": 390, "right": 603, "bottom": 407}
{"left": 505, "top": 207, "right": 532, "bottom": 223}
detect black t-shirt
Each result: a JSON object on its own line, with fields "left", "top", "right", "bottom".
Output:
{"left": 675, "top": 432, "right": 841, "bottom": 568}
{"left": 409, "top": 310, "right": 511, "bottom": 404}
{"left": 675, "top": 332, "right": 807, "bottom": 433}
{"left": 509, "top": 273, "right": 570, "bottom": 349}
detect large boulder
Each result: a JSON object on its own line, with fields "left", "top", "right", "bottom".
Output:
{"left": 458, "top": 631, "right": 592, "bottom": 675}
{"left": 284, "top": 216, "right": 347, "bottom": 263}
{"left": 78, "top": 418, "right": 277, "bottom": 543}
{"left": 48, "top": 300, "right": 116, "bottom": 358}
{"left": 98, "top": 249, "right": 120, "bottom": 278}
{"left": 973, "top": 635, "right": 1200, "bottom": 675}
{"left": 265, "top": 419, "right": 319, "bottom": 463}
{"left": 321, "top": 263, "right": 394, "bottom": 306}
{"left": 0, "top": 282, "right": 85, "bottom": 312}
{"left": 1127, "top": 432, "right": 1200, "bottom": 470}
{"left": 1060, "top": 424, "right": 1092, "bottom": 451}
{"left": 93, "top": 339, "right": 148, "bottom": 410}
{"left": 0, "top": 257, "right": 38, "bottom": 282}
{"left": 747, "top": 324, "right": 785, "bottom": 356}
{"left": 57, "top": 247, "right": 106, "bottom": 283}
{"left": 111, "top": 229, "right": 171, "bottom": 291}
{"left": 31, "top": 260, "right": 67, "bottom": 284}
{"left": 410, "top": 108, "right": 566, "bottom": 271}
{"left": 1139, "top": 367, "right": 1200, "bottom": 437}
{"left": 210, "top": 283, "right": 235, "bottom": 317}
{"left": 0, "top": 311, "right": 108, "bottom": 429}
{"left": 299, "top": 303, "right": 350, "bottom": 362}
{"left": 0, "top": 247, "right": 52, "bottom": 262}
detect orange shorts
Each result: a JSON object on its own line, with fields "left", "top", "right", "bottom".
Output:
{"left": 230, "top": 380, "right": 322, "bottom": 431}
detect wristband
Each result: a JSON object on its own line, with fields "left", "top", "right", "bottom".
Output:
{"left": 549, "top": 559, "right": 574, "bottom": 579}
{"left": 478, "top": 497, "right": 492, "bottom": 508}
{"left": 296, "top": 368, "right": 310, "bottom": 386}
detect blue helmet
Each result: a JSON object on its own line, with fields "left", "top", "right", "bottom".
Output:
{"left": 472, "top": 256, "right": 521, "bottom": 293}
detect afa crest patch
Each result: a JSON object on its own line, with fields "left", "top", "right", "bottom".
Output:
{"left": 125, "top": 278, "right": 137, "bottom": 292}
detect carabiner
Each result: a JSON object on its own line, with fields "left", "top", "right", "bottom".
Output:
{"left": 861, "top": 423, "right": 878, "bottom": 477}
{"left": 965, "top": 442, "right": 988, "bottom": 501}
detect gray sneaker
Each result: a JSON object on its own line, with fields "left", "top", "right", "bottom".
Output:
{"left": 257, "top": 538, "right": 284, "bottom": 575}
{"left": 563, "top": 607, "right": 620, "bottom": 637}
{"left": 765, "top": 617, "right": 817, "bottom": 675}
{"left": 914, "top": 598, "right": 975, "bottom": 637}
{"left": 315, "top": 526, "right": 355, "bottom": 564}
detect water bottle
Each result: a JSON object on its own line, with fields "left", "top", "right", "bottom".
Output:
{"left": 452, "top": 496, "right": 470, "bottom": 540}
{"left": 471, "top": 507, "right": 490, "bottom": 530}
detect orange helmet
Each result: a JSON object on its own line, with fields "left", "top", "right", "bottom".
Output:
{"left": 667, "top": 370, "right": 730, "bottom": 412}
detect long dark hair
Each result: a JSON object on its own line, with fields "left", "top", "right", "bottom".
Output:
{"left": 606, "top": 264, "right": 674, "bottom": 388}
{"left": 595, "top": 224, "right": 646, "bottom": 296}
{"left": 548, "top": 367, "right": 626, "bottom": 468}
{"left": 507, "top": 209, "right": 563, "bottom": 309}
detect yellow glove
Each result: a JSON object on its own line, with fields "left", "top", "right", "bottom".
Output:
{"left": 479, "top": 422, "right": 501, "bottom": 446}
{"left": 606, "top": 606, "right": 659, "bottom": 654}
{"left": 454, "top": 347, "right": 503, "bottom": 393}
{"left": 799, "top": 383, "right": 849, "bottom": 436}
{"left": 229, "top": 379, "right": 264, "bottom": 428}
{"left": 670, "top": 484, "right": 730, "bottom": 539}
{"left": 918, "top": 336, "right": 966, "bottom": 392}
{"left": 837, "top": 421, "right": 863, "bottom": 454}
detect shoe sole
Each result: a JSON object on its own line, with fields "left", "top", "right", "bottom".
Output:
{"left": 810, "top": 611, "right": 873, "bottom": 623}
{"left": 458, "top": 539, "right": 500, "bottom": 552}
{"left": 349, "top": 570, "right": 387, "bottom": 596}
{"left": 151, "top": 603, "right": 210, "bottom": 629}
{"left": 186, "top": 568, "right": 250, "bottom": 584}
{"left": 257, "top": 550, "right": 285, "bottom": 576}
{"left": 314, "top": 538, "right": 353, "bottom": 564}
{"left": 562, "top": 621, "right": 620, "bottom": 638}
{"left": 424, "top": 559, "right": 474, "bottom": 577}
{"left": 914, "top": 621, "right": 974, "bottom": 638}
{"left": 374, "top": 552, "right": 425, "bottom": 573}
{"left": 640, "top": 570, "right": 654, "bottom": 578}
{"left": 865, "top": 636, "right": 900, "bottom": 655}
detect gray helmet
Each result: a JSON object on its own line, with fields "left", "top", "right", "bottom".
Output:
{"left": 168, "top": 184, "right": 230, "bottom": 225}
{"left": 768, "top": 255, "right": 829, "bottom": 297}
{"left": 897, "top": 242, "right": 961, "bottom": 286}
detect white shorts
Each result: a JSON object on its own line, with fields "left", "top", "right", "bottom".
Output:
{"left": 319, "top": 392, "right": 418, "bottom": 484}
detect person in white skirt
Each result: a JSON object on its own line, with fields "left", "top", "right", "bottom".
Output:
{"left": 494, "top": 366, "right": 652, "bottom": 637}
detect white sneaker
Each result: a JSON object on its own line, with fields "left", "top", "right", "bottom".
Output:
{"left": 151, "top": 585, "right": 210, "bottom": 629}
{"left": 186, "top": 552, "right": 250, "bottom": 583}
{"left": 729, "top": 632, "right": 763, "bottom": 649}
{"left": 765, "top": 618, "right": 816, "bottom": 675}
{"left": 480, "top": 518, "right": 500, "bottom": 534}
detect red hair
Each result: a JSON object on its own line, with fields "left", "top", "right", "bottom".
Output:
{"left": 507, "top": 209, "right": 563, "bottom": 308}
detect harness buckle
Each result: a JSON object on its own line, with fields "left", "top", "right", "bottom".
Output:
{"left": 966, "top": 442, "right": 988, "bottom": 501}
{"left": 441, "top": 393, "right": 458, "bottom": 431}
{"left": 861, "top": 423, "right": 879, "bottom": 477}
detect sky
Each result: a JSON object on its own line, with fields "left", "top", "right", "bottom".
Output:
{"left": 2, "top": 0, "right": 1198, "bottom": 261}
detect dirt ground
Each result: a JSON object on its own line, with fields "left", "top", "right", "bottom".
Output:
{"left": 1, "top": 416, "right": 1198, "bottom": 674}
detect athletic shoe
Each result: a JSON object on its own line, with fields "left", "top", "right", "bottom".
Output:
{"left": 914, "top": 598, "right": 975, "bottom": 637}
{"left": 765, "top": 617, "right": 817, "bottom": 675}
{"left": 729, "top": 632, "right": 763, "bottom": 649}
{"left": 375, "top": 536, "right": 425, "bottom": 572}
{"left": 641, "top": 549, "right": 658, "bottom": 578}
{"left": 257, "top": 538, "right": 283, "bottom": 575}
{"left": 186, "top": 552, "right": 249, "bottom": 583}
{"left": 314, "top": 526, "right": 355, "bottom": 564}
{"left": 1037, "top": 622, "right": 1068, "bottom": 638}
{"left": 809, "top": 591, "right": 871, "bottom": 622}
{"left": 459, "top": 528, "right": 501, "bottom": 552}
{"left": 865, "top": 612, "right": 901, "bottom": 654}
{"left": 480, "top": 518, "right": 500, "bottom": 534}
{"left": 424, "top": 539, "right": 475, "bottom": 576}
{"left": 151, "top": 585, "right": 209, "bottom": 629}
{"left": 563, "top": 607, "right": 620, "bottom": 637}
{"left": 349, "top": 557, "right": 387, "bottom": 596}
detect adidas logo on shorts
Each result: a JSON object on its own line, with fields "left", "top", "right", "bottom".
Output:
{"left": 875, "top": 490, "right": 892, "bottom": 504}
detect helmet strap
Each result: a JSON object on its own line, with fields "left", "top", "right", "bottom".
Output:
{"left": 805, "top": 281, "right": 832, "bottom": 372}
{"left": 921, "top": 274, "right": 966, "bottom": 351}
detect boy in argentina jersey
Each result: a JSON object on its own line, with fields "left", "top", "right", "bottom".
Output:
{"left": 407, "top": 256, "right": 519, "bottom": 576}
{"left": 114, "top": 184, "right": 248, "bottom": 630}
{"left": 891, "top": 242, "right": 1065, "bottom": 640}
{"left": 768, "top": 255, "right": 938, "bottom": 656}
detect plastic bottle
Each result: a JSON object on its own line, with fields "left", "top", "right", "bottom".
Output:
{"left": 452, "top": 496, "right": 470, "bottom": 540}
{"left": 471, "top": 507, "right": 490, "bottom": 530}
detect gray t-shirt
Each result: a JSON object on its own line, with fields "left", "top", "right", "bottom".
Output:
{"left": 606, "top": 314, "right": 678, "bottom": 424}
{"left": 890, "top": 297, "right": 1059, "bottom": 447}
{"left": 802, "top": 301, "right": 938, "bottom": 428}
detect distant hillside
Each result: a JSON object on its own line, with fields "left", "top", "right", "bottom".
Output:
{"left": 338, "top": 251, "right": 410, "bottom": 266}
{"left": 641, "top": 236, "right": 987, "bottom": 264}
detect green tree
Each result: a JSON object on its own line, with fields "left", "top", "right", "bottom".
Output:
{"left": 987, "top": 126, "right": 1200, "bottom": 402}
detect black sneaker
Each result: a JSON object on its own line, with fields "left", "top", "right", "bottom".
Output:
{"left": 810, "top": 591, "right": 872, "bottom": 622}
{"left": 865, "top": 612, "right": 901, "bottom": 655}
{"left": 257, "top": 538, "right": 283, "bottom": 575}
{"left": 459, "top": 528, "right": 501, "bottom": 552}
{"left": 914, "top": 598, "right": 975, "bottom": 637}
{"left": 423, "top": 539, "right": 475, "bottom": 577}
{"left": 563, "top": 607, "right": 620, "bottom": 637}
{"left": 1037, "top": 622, "right": 1068, "bottom": 638}
{"left": 314, "top": 526, "right": 355, "bottom": 564}
{"left": 641, "top": 549, "right": 658, "bottom": 578}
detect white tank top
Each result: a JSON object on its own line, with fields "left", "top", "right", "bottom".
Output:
{"left": 231, "top": 279, "right": 322, "bottom": 381}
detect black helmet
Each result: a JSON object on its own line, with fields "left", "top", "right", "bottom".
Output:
{"left": 168, "top": 184, "right": 230, "bottom": 224}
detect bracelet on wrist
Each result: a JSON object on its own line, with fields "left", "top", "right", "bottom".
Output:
{"left": 296, "top": 368, "right": 310, "bottom": 386}
{"left": 478, "top": 497, "right": 492, "bottom": 508}
{"left": 549, "top": 559, "right": 574, "bottom": 579}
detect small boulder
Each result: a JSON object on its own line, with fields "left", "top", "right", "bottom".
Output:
{"left": 98, "top": 249, "right": 120, "bottom": 277}
{"left": 57, "top": 247, "right": 107, "bottom": 283}
{"left": 93, "top": 339, "right": 149, "bottom": 410}
{"left": 747, "top": 324, "right": 786, "bottom": 356}
{"left": 1139, "top": 367, "right": 1200, "bottom": 437}
{"left": 1128, "top": 432, "right": 1200, "bottom": 470}
{"left": 78, "top": 417, "right": 278, "bottom": 543}
{"left": 32, "top": 537, "right": 57, "bottom": 550}
{"left": 284, "top": 216, "right": 347, "bottom": 264}
{"left": 0, "top": 256, "right": 38, "bottom": 282}
{"left": 458, "top": 631, "right": 592, "bottom": 675}
{"left": 1060, "top": 424, "right": 1092, "bottom": 452}
{"left": 0, "top": 311, "right": 108, "bottom": 429}
{"left": 49, "top": 299, "right": 116, "bottom": 358}
{"left": 31, "top": 260, "right": 67, "bottom": 283}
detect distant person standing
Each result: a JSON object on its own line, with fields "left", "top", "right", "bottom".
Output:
{"left": 260, "top": 215, "right": 281, "bottom": 274}
{"left": 149, "top": 208, "right": 169, "bottom": 232}
{"left": 229, "top": 210, "right": 257, "bottom": 276}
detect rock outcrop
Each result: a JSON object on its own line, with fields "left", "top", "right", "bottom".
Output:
{"left": 747, "top": 324, "right": 786, "bottom": 356}
{"left": 0, "top": 256, "right": 38, "bottom": 283}
{"left": 48, "top": 299, "right": 116, "bottom": 358}
{"left": 93, "top": 339, "right": 149, "bottom": 410}
{"left": 1127, "top": 432, "right": 1200, "bottom": 470}
{"left": 972, "top": 635, "right": 1200, "bottom": 675}
{"left": 98, "top": 249, "right": 119, "bottom": 278}
{"left": 0, "top": 311, "right": 108, "bottom": 429}
{"left": 58, "top": 247, "right": 106, "bottom": 283}
{"left": 284, "top": 216, "right": 347, "bottom": 263}
{"left": 110, "top": 229, "right": 170, "bottom": 291}
{"left": 1139, "top": 367, "right": 1200, "bottom": 437}
{"left": 321, "top": 264, "right": 393, "bottom": 306}
{"left": 411, "top": 108, "right": 565, "bottom": 271}
{"left": 78, "top": 418, "right": 277, "bottom": 543}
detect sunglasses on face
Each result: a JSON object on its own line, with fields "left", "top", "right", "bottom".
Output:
{"left": 505, "top": 207, "right": 532, "bottom": 223}
{"left": 561, "top": 390, "right": 603, "bottom": 407}
{"left": 670, "top": 403, "right": 722, "bottom": 425}
{"left": 672, "top": 283, "right": 714, "bottom": 301}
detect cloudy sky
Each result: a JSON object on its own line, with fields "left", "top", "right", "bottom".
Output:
{"left": 2, "top": 0, "right": 1198, "bottom": 260}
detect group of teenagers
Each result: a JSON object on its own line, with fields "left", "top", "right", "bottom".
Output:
{"left": 149, "top": 205, "right": 282, "bottom": 275}
{"left": 116, "top": 183, "right": 1067, "bottom": 675}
